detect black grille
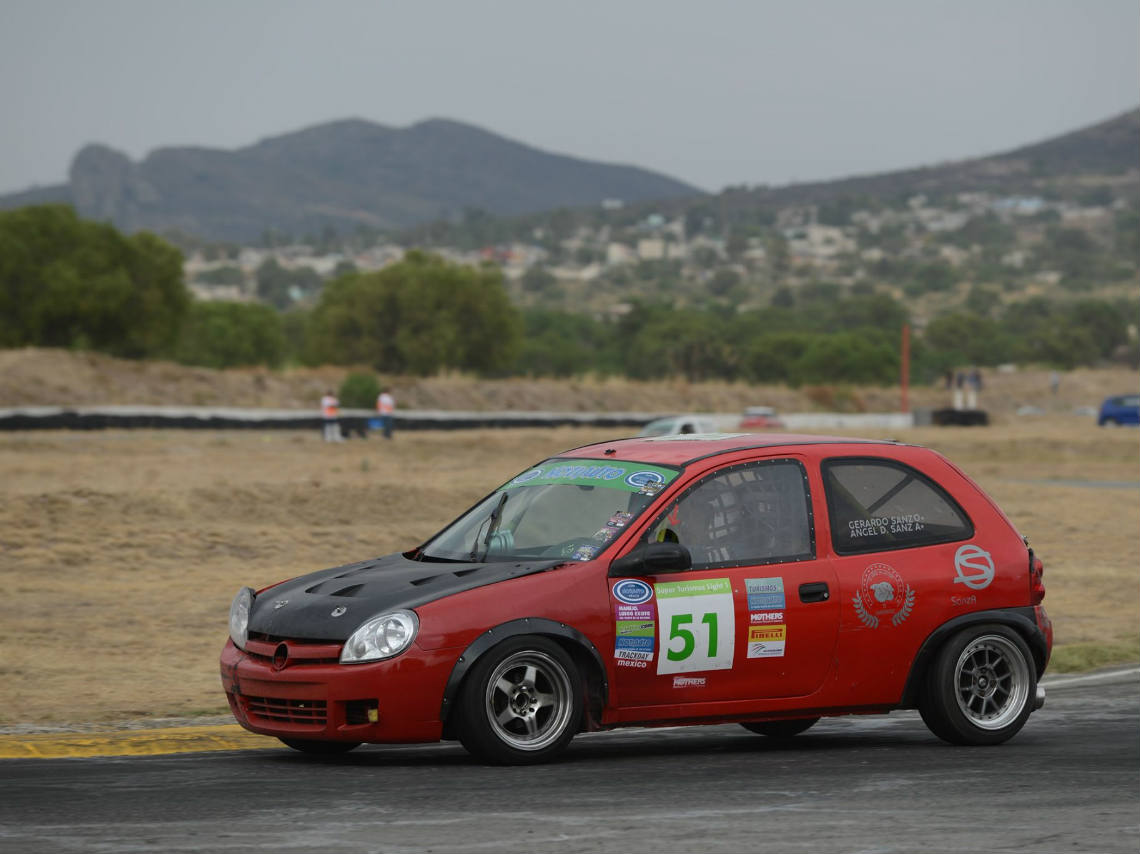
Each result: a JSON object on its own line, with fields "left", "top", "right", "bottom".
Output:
{"left": 244, "top": 696, "right": 327, "bottom": 726}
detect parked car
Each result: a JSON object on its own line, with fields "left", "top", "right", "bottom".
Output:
{"left": 740, "top": 406, "right": 785, "bottom": 430}
{"left": 1097, "top": 394, "right": 1140, "bottom": 426}
{"left": 638, "top": 414, "right": 720, "bottom": 437}
{"left": 222, "top": 433, "right": 1051, "bottom": 765}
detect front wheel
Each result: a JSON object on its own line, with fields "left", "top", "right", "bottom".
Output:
{"left": 456, "top": 636, "right": 582, "bottom": 765}
{"left": 740, "top": 717, "right": 819, "bottom": 739}
{"left": 279, "top": 738, "right": 361, "bottom": 755}
{"left": 920, "top": 625, "right": 1036, "bottom": 746}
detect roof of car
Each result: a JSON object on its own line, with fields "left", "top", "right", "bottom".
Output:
{"left": 561, "top": 433, "right": 903, "bottom": 466}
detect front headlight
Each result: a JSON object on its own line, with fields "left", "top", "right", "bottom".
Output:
{"left": 229, "top": 587, "right": 254, "bottom": 650}
{"left": 340, "top": 610, "right": 419, "bottom": 664}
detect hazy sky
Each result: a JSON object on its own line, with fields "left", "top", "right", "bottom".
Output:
{"left": 0, "top": 0, "right": 1136, "bottom": 196}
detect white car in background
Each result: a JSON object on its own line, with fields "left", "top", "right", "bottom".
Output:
{"left": 637, "top": 414, "right": 720, "bottom": 437}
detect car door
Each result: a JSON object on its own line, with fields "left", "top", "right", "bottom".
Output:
{"left": 819, "top": 455, "right": 979, "bottom": 703}
{"left": 609, "top": 455, "right": 839, "bottom": 710}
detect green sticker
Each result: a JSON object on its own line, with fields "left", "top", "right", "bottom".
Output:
{"left": 502, "top": 459, "right": 678, "bottom": 493}
{"left": 616, "top": 620, "right": 656, "bottom": 637}
{"left": 655, "top": 578, "right": 732, "bottom": 599}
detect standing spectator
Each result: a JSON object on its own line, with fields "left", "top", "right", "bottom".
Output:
{"left": 1050, "top": 371, "right": 1061, "bottom": 396}
{"left": 376, "top": 387, "right": 395, "bottom": 439}
{"left": 953, "top": 371, "right": 966, "bottom": 411}
{"left": 321, "top": 390, "right": 342, "bottom": 442}
{"left": 967, "top": 368, "right": 983, "bottom": 410}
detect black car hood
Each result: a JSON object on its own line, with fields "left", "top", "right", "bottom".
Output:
{"left": 247, "top": 552, "right": 565, "bottom": 641}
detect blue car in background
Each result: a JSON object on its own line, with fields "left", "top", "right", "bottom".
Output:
{"left": 1097, "top": 394, "right": 1140, "bottom": 426}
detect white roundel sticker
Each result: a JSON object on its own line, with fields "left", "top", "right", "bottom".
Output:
{"left": 612, "top": 579, "right": 653, "bottom": 605}
{"left": 954, "top": 545, "right": 995, "bottom": 590}
{"left": 625, "top": 470, "right": 666, "bottom": 490}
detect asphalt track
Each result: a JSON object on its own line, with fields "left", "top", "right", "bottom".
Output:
{"left": 0, "top": 669, "right": 1136, "bottom": 854}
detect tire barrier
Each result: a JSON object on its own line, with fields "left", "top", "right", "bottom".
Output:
{"left": 931, "top": 408, "right": 990, "bottom": 427}
{"left": 0, "top": 406, "right": 658, "bottom": 433}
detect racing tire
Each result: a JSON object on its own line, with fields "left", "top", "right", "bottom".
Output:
{"left": 456, "top": 635, "right": 582, "bottom": 765}
{"left": 739, "top": 717, "right": 820, "bottom": 739}
{"left": 279, "top": 738, "right": 361, "bottom": 755}
{"left": 919, "top": 625, "right": 1036, "bottom": 746}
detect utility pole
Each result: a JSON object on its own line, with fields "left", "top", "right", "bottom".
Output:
{"left": 901, "top": 323, "right": 911, "bottom": 413}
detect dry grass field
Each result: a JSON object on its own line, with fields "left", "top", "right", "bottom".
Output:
{"left": 0, "top": 417, "right": 1136, "bottom": 730}
{"left": 2, "top": 347, "right": 1136, "bottom": 421}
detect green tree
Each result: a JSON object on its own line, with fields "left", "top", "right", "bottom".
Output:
{"left": 764, "top": 233, "right": 790, "bottom": 275}
{"left": 741, "top": 333, "right": 812, "bottom": 383}
{"left": 0, "top": 205, "right": 188, "bottom": 357}
{"left": 923, "top": 312, "right": 1009, "bottom": 366}
{"left": 173, "top": 301, "right": 285, "bottom": 368}
{"left": 707, "top": 268, "right": 741, "bottom": 297}
{"left": 515, "top": 309, "right": 607, "bottom": 377}
{"left": 195, "top": 265, "right": 245, "bottom": 286}
{"left": 792, "top": 331, "right": 899, "bottom": 385}
{"left": 521, "top": 265, "right": 558, "bottom": 294}
{"left": 256, "top": 258, "right": 322, "bottom": 310}
{"left": 304, "top": 252, "right": 520, "bottom": 375}
{"left": 904, "top": 261, "right": 956, "bottom": 296}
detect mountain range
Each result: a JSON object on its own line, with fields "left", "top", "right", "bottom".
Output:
{"left": 720, "top": 108, "right": 1140, "bottom": 213}
{"left": 0, "top": 119, "right": 699, "bottom": 242}
{"left": 1, "top": 109, "right": 1136, "bottom": 243}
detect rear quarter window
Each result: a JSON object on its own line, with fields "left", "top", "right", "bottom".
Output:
{"left": 823, "top": 457, "right": 973, "bottom": 554}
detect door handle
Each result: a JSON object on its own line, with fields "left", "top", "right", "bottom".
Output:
{"left": 799, "top": 581, "right": 830, "bottom": 603}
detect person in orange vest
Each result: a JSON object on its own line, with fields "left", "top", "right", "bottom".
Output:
{"left": 320, "top": 390, "right": 342, "bottom": 442}
{"left": 376, "top": 387, "right": 395, "bottom": 439}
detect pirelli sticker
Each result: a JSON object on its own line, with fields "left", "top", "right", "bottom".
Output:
{"left": 747, "top": 624, "right": 786, "bottom": 659}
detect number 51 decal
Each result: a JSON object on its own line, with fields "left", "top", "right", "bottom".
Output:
{"left": 655, "top": 579, "right": 735, "bottom": 675}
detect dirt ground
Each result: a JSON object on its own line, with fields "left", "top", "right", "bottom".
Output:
{"left": 0, "top": 418, "right": 1136, "bottom": 728}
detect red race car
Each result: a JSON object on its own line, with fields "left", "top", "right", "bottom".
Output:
{"left": 221, "top": 433, "right": 1052, "bottom": 764}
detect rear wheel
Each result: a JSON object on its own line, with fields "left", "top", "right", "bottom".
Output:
{"left": 920, "top": 625, "right": 1036, "bottom": 745}
{"left": 279, "top": 738, "right": 361, "bottom": 755}
{"left": 740, "top": 717, "right": 819, "bottom": 739}
{"left": 456, "top": 636, "right": 582, "bottom": 765}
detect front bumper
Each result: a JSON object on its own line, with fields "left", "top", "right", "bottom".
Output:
{"left": 219, "top": 639, "right": 456, "bottom": 744}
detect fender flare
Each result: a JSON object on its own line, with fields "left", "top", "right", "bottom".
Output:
{"left": 439, "top": 617, "right": 608, "bottom": 722}
{"left": 899, "top": 606, "right": 1048, "bottom": 708}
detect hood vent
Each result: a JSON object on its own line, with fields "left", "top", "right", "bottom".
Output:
{"left": 410, "top": 573, "right": 445, "bottom": 587}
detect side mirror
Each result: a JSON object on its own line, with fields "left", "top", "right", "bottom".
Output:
{"left": 608, "top": 542, "right": 692, "bottom": 577}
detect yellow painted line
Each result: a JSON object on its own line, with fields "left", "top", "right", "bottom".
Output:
{"left": 0, "top": 725, "right": 278, "bottom": 759}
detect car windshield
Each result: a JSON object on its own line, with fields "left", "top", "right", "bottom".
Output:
{"left": 419, "top": 458, "right": 680, "bottom": 562}
{"left": 639, "top": 417, "right": 679, "bottom": 437}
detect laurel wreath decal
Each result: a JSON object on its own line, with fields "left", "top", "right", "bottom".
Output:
{"left": 891, "top": 586, "right": 916, "bottom": 626}
{"left": 852, "top": 593, "right": 878, "bottom": 628}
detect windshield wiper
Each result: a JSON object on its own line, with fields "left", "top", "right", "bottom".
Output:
{"left": 469, "top": 492, "right": 509, "bottom": 561}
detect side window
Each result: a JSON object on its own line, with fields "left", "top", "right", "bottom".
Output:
{"left": 823, "top": 458, "right": 973, "bottom": 554}
{"left": 645, "top": 459, "right": 814, "bottom": 568}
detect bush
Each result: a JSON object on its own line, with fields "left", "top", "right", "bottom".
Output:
{"left": 338, "top": 372, "right": 380, "bottom": 409}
